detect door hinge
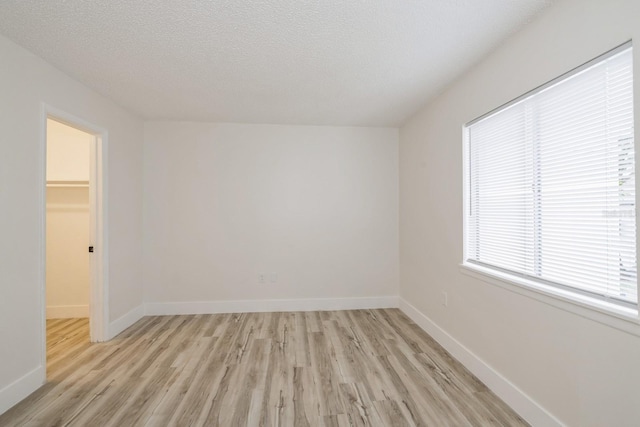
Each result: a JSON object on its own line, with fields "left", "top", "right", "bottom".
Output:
{"left": 89, "top": 246, "right": 94, "bottom": 253}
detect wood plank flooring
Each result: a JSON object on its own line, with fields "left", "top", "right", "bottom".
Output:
{"left": 45, "top": 318, "right": 91, "bottom": 378}
{"left": 0, "top": 310, "right": 527, "bottom": 426}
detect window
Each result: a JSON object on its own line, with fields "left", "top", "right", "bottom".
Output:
{"left": 464, "top": 43, "right": 637, "bottom": 314}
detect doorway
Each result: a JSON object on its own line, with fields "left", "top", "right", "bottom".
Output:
{"left": 41, "top": 108, "right": 108, "bottom": 377}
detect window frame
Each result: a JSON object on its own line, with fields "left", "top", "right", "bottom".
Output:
{"left": 461, "top": 41, "right": 640, "bottom": 332}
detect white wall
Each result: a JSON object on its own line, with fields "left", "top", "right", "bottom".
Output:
{"left": 399, "top": 0, "right": 640, "bottom": 425}
{"left": 143, "top": 122, "right": 398, "bottom": 310}
{"left": 0, "top": 33, "right": 144, "bottom": 414}
{"left": 46, "top": 119, "right": 90, "bottom": 182}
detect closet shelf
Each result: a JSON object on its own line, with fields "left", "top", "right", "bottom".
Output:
{"left": 46, "top": 180, "right": 90, "bottom": 188}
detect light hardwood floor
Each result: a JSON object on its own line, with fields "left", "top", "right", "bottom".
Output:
{"left": 0, "top": 310, "right": 527, "bottom": 426}
{"left": 45, "top": 318, "right": 91, "bottom": 379}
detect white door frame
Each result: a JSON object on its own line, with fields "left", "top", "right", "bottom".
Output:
{"left": 40, "top": 104, "right": 109, "bottom": 369}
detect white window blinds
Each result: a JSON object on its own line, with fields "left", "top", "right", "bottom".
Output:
{"left": 466, "top": 44, "right": 637, "bottom": 309}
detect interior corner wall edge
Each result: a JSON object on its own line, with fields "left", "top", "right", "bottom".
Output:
{"left": 142, "top": 122, "right": 399, "bottom": 305}
{"left": 0, "top": 34, "right": 144, "bottom": 415}
{"left": 398, "top": 0, "right": 640, "bottom": 425}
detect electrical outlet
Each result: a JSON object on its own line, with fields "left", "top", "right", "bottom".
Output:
{"left": 259, "top": 274, "right": 266, "bottom": 284}
{"left": 442, "top": 291, "right": 448, "bottom": 307}
{"left": 270, "top": 273, "right": 278, "bottom": 283}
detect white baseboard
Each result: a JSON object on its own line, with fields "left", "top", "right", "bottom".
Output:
{"left": 108, "top": 304, "right": 145, "bottom": 340}
{"left": 399, "top": 299, "right": 562, "bottom": 427}
{"left": 46, "top": 304, "right": 89, "bottom": 319}
{"left": 0, "top": 365, "right": 44, "bottom": 416}
{"left": 145, "top": 296, "right": 399, "bottom": 316}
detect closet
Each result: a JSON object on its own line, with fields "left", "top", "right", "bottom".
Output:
{"left": 45, "top": 119, "right": 92, "bottom": 368}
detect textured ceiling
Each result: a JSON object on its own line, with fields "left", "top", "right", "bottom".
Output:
{"left": 0, "top": 0, "right": 554, "bottom": 126}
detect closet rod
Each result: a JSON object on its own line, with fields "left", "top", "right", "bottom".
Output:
{"left": 46, "top": 180, "right": 89, "bottom": 188}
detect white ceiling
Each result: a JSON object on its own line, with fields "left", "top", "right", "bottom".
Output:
{"left": 0, "top": 0, "right": 554, "bottom": 126}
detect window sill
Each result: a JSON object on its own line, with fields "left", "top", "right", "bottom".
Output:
{"left": 459, "top": 262, "right": 640, "bottom": 336}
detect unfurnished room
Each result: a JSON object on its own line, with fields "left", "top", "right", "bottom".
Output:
{"left": 0, "top": 1, "right": 639, "bottom": 426}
